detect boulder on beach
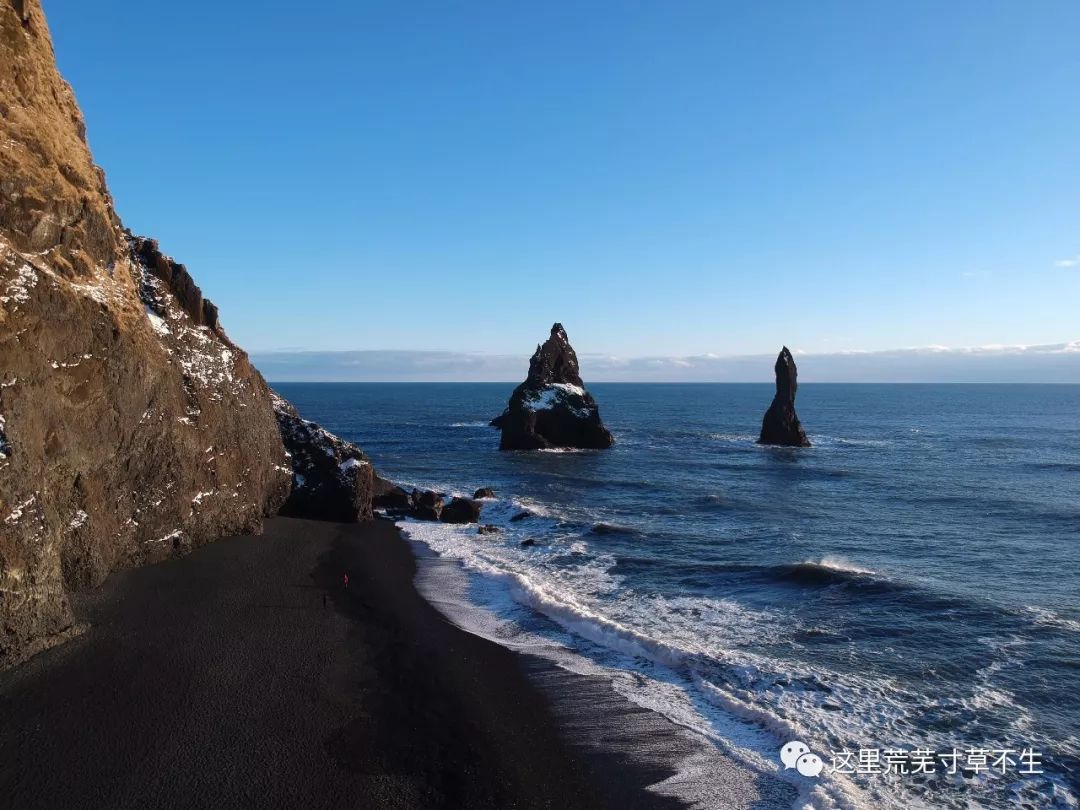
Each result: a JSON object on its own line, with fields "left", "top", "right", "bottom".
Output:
{"left": 411, "top": 490, "right": 443, "bottom": 521}
{"left": 441, "top": 497, "right": 482, "bottom": 524}
{"left": 491, "top": 323, "right": 614, "bottom": 451}
{"left": 371, "top": 481, "right": 414, "bottom": 513}
{"left": 758, "top": 347, "right": 811, "bottom": 447}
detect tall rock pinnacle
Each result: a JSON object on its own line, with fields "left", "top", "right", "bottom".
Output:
{"left": 758, "top": 347, "right": 811, "bottom": 447}
{"left": 491, "top": 323, "right": 613, "bottom": 450}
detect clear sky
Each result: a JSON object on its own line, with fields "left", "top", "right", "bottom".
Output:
{"left": 43, "top": 0, "right": 1080, "bottom": 369}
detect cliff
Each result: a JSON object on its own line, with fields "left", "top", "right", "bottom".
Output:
{"left": 491, "top": 323, "right": 613, "bottom": 450}
{"left": 271, "top": 392, "right": 375, "bottom": 523}
{"left": 0, "top": 1, "right": 292, "bottom": 668}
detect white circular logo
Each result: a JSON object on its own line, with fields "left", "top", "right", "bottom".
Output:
{"left": 780, "top": 740, "right": 810, "bottom": 770}
{"left": 796, "top": 752, "right": 824, "bottom": 778}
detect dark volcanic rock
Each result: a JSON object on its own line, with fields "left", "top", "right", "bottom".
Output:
{"left": 272, "top": 393, "right": 375, "bottom": 523}
{"left": 520, "top": 538, "right": 537, "bottom": 547}
{"left": 441, "top": 497, "right": 482, "bottom": 524}
{"left": 473, "top": 487, "right": 496, "bottom": 500}
{"left": 477, "top": 524, "right": 500, "bottom": 535}
{"left": 758, "top": 347, "right": 811, "bottom": 447}
{"left": 510, "top": 511, "right": 532, "bottom": 522}
{"left": 372, "top": 484, "right": 414, "bottom": 513}
{"left": 411, "top": 490, "right": 443, "bottom": 521}
{"left": 0, "top": 1, "right": 291, "bottom": 668}
{"left": 491, "top": 323, "right": 613, "bottom": 451}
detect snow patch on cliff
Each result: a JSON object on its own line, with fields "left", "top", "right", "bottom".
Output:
{"left": 144, "top": 304, "right": 170, "bottom": 335}
{"left": 525, "top": 383, "right": 591, "bottom": 417}
{"left": 271, "top": 391, "right": 371, "bottom": 494}
{"left": 0, "top": 261, "right": 37, "bottom": 308}
{"left": 135, "top": 260, "right": 239, "bottom": 395}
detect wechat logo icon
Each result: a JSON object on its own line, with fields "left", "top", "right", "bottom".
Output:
{"left": 780, "top": 740, "right": 824, "bottom": 777}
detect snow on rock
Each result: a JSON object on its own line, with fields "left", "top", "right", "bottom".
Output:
{"left": 1, "top": 238, "right": 124, "bottom": 313}
{"left": 135, "top": 258, "right": 239, "bottom": 395}
{"left": 526, "top": 383, "right": 589, "bottom": 414}
{"left": 144, "top": 304, "right": 170, "bottom": 335}
{"left": 148, "top": 530, "right": 183, "bottom": 547}
{"left": 0, "top": 259, "right": 38, "bottom": 308}
{"left": 4, "top": 495, "right": 36, "bottom": 525}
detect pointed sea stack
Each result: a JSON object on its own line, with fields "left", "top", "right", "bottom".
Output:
{"left": 758, "top": 347, "right": 811, "bottom": 447}
{"left": 491, "top": 323, "right": 614, "bottom": 450}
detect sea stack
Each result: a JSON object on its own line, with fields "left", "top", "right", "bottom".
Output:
{"left": 491, "top": 323, "right": 613, "bottom": 450}
{"left": 758, "top": 347, "right": 811, "bottom": 447}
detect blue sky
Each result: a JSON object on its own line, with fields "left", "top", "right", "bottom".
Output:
{"left": 44, "top": 0, "right": 1080, "bottom": 375}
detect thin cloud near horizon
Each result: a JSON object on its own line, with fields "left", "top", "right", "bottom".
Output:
{"left": 252, "top": 341, "right": 1080, "bottom": 384}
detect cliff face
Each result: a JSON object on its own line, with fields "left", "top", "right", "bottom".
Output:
{"left": 491, "top": 323, "right": 614, "bottom": 450}
{"left": 271, "top": 392, "right": 375, "bottom": 523}
{"left": 0, "top": 1, "right": 291, "bottom": 668}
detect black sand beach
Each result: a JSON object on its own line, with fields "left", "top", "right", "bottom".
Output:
{"left": 0, "top": 518, "right": 695, "bottom": 809}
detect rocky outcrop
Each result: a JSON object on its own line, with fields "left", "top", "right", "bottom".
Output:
{"left": 473, "top": 487, "right": 496, "bottom": 500}
{"left": 370, "top": 485, "right": 485, "bottom": 525}
{"left": 372, "top": 483, "right": 414, "bottom": 513}
{"left": 441, "top": 497, "right": 481, "bottom": 524}
{"left": 491, "top": 323, "right": 613, "bottom": 450}
{"left": 758, "top": 347, "right": 811, "bottom": 447}
{"left": 0, "top": 1, "right": 293, "bottom": 668}
{"left": 411, "top": 490, "right": 443, "bottom": 521}
{"left": 129, "top": 234, "right": 222, "bottom": 331}
{"left": 271, "top": 393, "right": 375, "bottom": 523}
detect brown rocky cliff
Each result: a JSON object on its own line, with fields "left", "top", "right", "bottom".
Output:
{"left": 0, "top": 1, "right": 118, "bottom": 278}
{"left": 0, "top": 0, "right": 292, "bottom": 668}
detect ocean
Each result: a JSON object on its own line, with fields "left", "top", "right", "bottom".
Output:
{"left": 273, "top": 382, "right": 1080, "bottom": 809}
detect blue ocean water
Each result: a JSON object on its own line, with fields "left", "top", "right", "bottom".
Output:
{"left": 275, "top": 382, "right": 1080, "bottom": 809}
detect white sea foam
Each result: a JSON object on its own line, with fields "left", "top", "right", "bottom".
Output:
{"left": 401, "top": 512, "right": 878, "bottom": 809}
{"left": 811, "top": 556, "right": 876, "bottom": 576}
{"left": 396, "top": 488, "right": 1071, "bottom": 810}
{"left": 1023, "top": 605, "right": 1080, "bottom": 634}
{"left": 707, "top": 433, "right": 758, "bottom": 444}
